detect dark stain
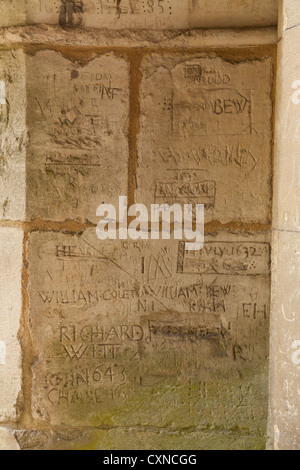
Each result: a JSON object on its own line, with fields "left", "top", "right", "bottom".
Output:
{"left": 116, "top": 0, "right": 122, "bottom": 18}
{"left": 71, "top": 70, "right": 79, "bottom": 79}
{"left": 59, "top": 0, "right": 84, "bottom": 27}
{"left": 150, "top": 324, "right": 230, "bottom": 343}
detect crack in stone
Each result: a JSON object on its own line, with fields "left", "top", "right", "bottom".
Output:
{"left": 285, "top": 22, "right": 300, "bottom": 32}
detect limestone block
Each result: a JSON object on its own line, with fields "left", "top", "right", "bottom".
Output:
{"left": 14, "top": 425, "right": 266, "bottom": 450}
{"left": 14, "top": 428, "right": 85, "bottom": 450}
{"left": 273, "top": 28, "right": 300, "bottom": 232}
{"left": 270, "top": 230, "right": 300, "bottom": 450}
{"left": 136, "top": 54, "right": 274, "bottom": 225}
{"left": 23, "top": 0, "right": 278, "bottom": 30}
{"left": 281, "top": 0, "right": 300, "bottom": 31}
{"left": 189, "top": 0, "right": 278, "bottom": 29}
{"left": 25, "top": 0, "right": 190, "bottom": 29}
{"left": 0, "top": 228, "right": 23, "bottom": 422}
{"left": 28, "top": 228, "right": 270, "bottom": 448}
{"left": 0, "top": 427, "right": 20, "bottom": 450}
{"left": 26, "top": 51, "right": 129, "bottom": 223}
{"left": 0, "top": 26, "right": 278, "bottom": 50}
{"left": 0, "top": 49, "right": 27, "bottom": 221}
{"left": 0, "top": 1, "right": 26, "bottom": 28}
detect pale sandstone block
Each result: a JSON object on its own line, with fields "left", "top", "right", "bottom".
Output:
{"left": 23, "top": 0, "right": 277, "bottom": 30}
{"left": 269, "top": 0, "right": 300, "bottom": 450}
{"left": 25, "top": 0, "right": 190, "bottom": 29}
{"left": 0, "top": 26, "right": 278, "bottom": 49}
{"left": 28, "top": 228, "right": 270, "bottom": 448}
{"left": 136, "top": 54, "right": 273, "bottom": 225}
{"left": 281, "top": 0, "right": 300, "bottom": 32}
{"left": 26, "top": 51, "right": 129, "bottom": 223}
{"left": 273, "top": 28, "right": 300, "bottom": 232}
{"left": 270, "top": 230, "right": 300, "bottom": 450}
{"left": 0, "top": 427, "right": 20, "bottom": 451}
{"left": 0, "top": 228, "right": 23, "bottom": 422}
{"left": 190, "top": 0, "right": 278, "bottom": 29}
{"left": 0, "top": 1, "right": 26, "bottom": 28}
{"left": 0, "top": 49, "right": 27, "bottom": 221}
{"left": 14, "top": 426, "right": 266, "bottom": 450}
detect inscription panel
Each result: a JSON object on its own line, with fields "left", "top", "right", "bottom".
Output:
{"left": 177, "top": 241, "right": 270, "bottom": 276}
{"left": 26, "top": 51, "right": 129, "bottom": 222}
{"left": 25, "top": 0, "right": 188, "bottom": 29}
{"left": 22, "top": 0, "right": 278, "bottom": 30}
{"left": 28, "top": 229, "right": 270, "bottom": 438}
{"left": 136, "top": 55, "right": 273, "bottom": 224}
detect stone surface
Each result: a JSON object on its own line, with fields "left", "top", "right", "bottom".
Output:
{"left": 269, "top": 0, "right": 300, "bottom": 450}
{"left": 281, "top": 0, "right": 300, "bottom": 32}
{"left": 0, "top": 1, "right": 26, "bottom": 28}
{"left": 0, "top": 0, "right": 279, "bottom": 452}
{"left": 0, "top": 228, "right": 23, "bottom": 422}
{"left": 270, "top": 231, "right": 300, "bottom": 450}
{"left": 189, "top": 0, "right": 278, "bottom": 29}
{"left": 137, "top": 54, "right": 274, "bottom": 225}
{"left": 26, "top": 51, "right": 129, "bottom": 223}
{"left": 18, "top": 0, "right": 278, "bottom": 30}
{"left": 27, "top": 228, "right": 270, "bottom": 447}
{"left": 0, "top": 427, "right": 20, "bottom": 450}
{"left": 0, "top": 49, "right": 27, "bottom": 222}
{"left": 14, "top": 425, "right": 266, "bottom": 450}
{"left": 273, "top": 28, "right": 300, "bottom": 232}
{"left": 0, "top": 26, "right": 278, "bottom": 49}
{"left": 26, "top": 0, "right": 190, "bottom": 30}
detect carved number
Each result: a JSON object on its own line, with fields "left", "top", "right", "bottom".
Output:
{"left": 147, "top": 0, "right": 154, "bottom": 13}
{"left": 158, "top": 0, "right": 164, "bottom": 13}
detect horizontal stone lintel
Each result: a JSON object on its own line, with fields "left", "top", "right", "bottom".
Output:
{"left": 1, "top": 1, "right": 278, "bottom": 30}
{"left": 0, "top": 25, "right": 278, "bottom": 49}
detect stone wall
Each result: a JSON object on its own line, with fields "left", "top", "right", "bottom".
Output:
{"left": 0, "top": 0, "right": 286, "bottom": 451}
{"left": 269, "top": 0, "right": 300, "bottom": 451}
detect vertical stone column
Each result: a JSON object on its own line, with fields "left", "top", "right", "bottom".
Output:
{"left": 0, "top": 49, "right": 26, "bottom": 450}
{"left": 270, "top": 0, "right": 300, "bottom": 450}
{"left": 0, "top": 230, "right": 23, "bottom": 414}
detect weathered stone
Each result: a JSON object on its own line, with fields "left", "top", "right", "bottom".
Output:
{"left": 0, "top": 0, "right": 281, "bottom": 452}
{"left": 14, "top": 428, "right": 85, "bottom": 450}
{"left": 0, "top": 49, "right": 27, "bottom": 222}
{"left": 270, "top": 0, "right": 300, "bottom": 450}
{"left": 26, "top": 51, "right": 129, "bottom": 223}
{"left": 190, "top": 0, "right": 278, "bottom": 28}
{"left": 270, "top": 231, "right": 300, "bottom": 450}
{"left": 137, "top": 54, "right": 273, "bottom": 225}
{"left": 0, "top": 427, "right": 20, "bottom": 451}
{"left": 0, "top": 1, "right": 26, "bottom": 28}
{"left": 22, "top": 0, "right": 278, "bottom": 30}
{"left": 28, "top": 228, "right": 270, "bottom": 447}
{"left": 281, "top": 0, "right": 300, "bottom": 32}
{"left": 0, "top": 228, "right": 23, "bottom": 422}
{"left": 14, "top": 425, "right": 267, "bottom": 450}
{"left": 273, "top": 28, "right": 300, "bottom": 232}
{"left": 26, "top": 0, "right": 189, "bottom": 30}
{"left": 0, "top": 26, "right": 278, "bottom": 50}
